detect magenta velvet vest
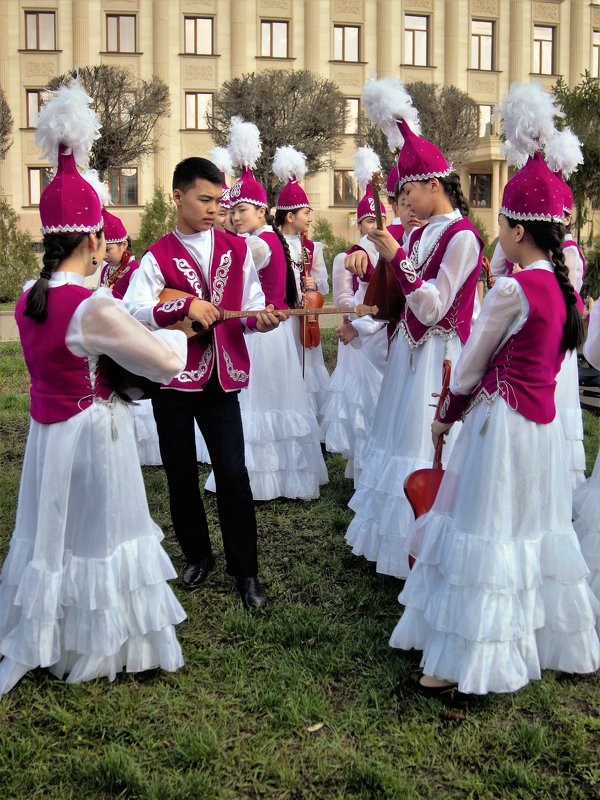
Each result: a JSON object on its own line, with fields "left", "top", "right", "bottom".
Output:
{"left": 148, "top": 231, "right": 251, "bottom": 392}
{"left": 400, "top": 218, "right": 483, "bottom": 347}
{"left": 256, "top": 230, "right": 289, "bottom": 309}
{"left": 15, "top": 284, "right": 113, "bottom": 424}
{"left": 473, "top": 269, "right": 566, "bottom": 423}
{"left": 386, "top": 222, "right": 405, "bottom": 243}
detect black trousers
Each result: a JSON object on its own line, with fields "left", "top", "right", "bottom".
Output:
{"left": 151, "top": 375, "right": 258, "bottom": 576}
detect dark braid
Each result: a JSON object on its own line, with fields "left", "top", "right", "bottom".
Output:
{"left": 508, "top": 219, "right": 584, "bottom": 351}
{"left": 24, "top": 233, "right": 87, "bottom": 322}
{"left": 267, "top": 212, "right": 298, "bottom": 308}
{"left": 274, "top": 208, "right": 292, "bottom": 229}
{"left": 438, "top": 173, "right": 470, "bottom": 217}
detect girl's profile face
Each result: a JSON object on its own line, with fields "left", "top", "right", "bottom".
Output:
{"left": 397, "top": 189, "right": 426, "bottom": 230}
{"left": 498, "top": 214, "right": 520, "bottom": 263}
{"left": 400, "top": 180, "right": 435, "bottom": 220}
{"left": 288, "top": 207, "right": 312, "bottom": 234}
{"left": 231, "top": 203, "right": 265, "bottom": 234}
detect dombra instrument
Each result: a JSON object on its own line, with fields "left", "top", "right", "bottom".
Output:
{"left": 158, "top": 288, "right": 377, "bottom": 338}
{"left": 403, "top": 358, "right": 452, "bottom": 570}
{"left": 298, "top": 232, "right": 324, "bottom": 349}
{"left": 363, "top": 172, "right": 405, "bottom": 321}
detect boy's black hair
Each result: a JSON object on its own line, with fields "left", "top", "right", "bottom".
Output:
{"left": 172, "top": 157, "right": 223, "bottom": 192}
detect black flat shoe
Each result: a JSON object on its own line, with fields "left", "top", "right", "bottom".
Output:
{"left": 408, "top": 670, "right": 468, "bottom": 704}
{"left": 181, "top": 556, "right": 215, "bottom": 589}
{"left": 236, "top": 576, "right": 268, "bottom": 610}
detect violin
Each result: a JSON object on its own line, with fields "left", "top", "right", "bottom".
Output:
{"left": 298, "top": 233, "right": 324, "bottom": 348}
{"left": 105, "top": 249, "right": 132, "bottom": 290}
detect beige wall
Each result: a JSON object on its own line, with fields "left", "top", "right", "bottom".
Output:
{"left": 1, "top": 0, "right": 599, "bottom": 244}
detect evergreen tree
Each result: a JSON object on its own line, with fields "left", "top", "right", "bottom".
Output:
{"left": 0, "top": 199, "right": 38, "bottom": 302}
{"left": 132, "top": 187, "right": 177, "bottom": 256}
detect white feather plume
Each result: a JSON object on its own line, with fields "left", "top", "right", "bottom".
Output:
{"left": 353, "top": 147, "right": 381, "bottom": 190}
{"left": 35, "top": 76, "right": 101, "bottom": 168}
{"left": 272, "top": 146, "right": 307, "bottom": 183}
{"left": 361, "top": 76, "right": 421, "bottom": 149}
{"left": 81, "top": 169, "right": 111, "bottom": 207}
{"left": 228, "top": 116, "right": 262, "bottom": 169}
{"left": 494, "top": 81, "right": 563, "bottom": 167}
{"left": 544, "top": 128, "right": 584, "bottom": 177}
{"left": 209, "top": 146, "right": 233, "bottom": 178}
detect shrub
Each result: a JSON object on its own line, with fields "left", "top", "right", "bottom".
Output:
{"left": 0, "top": 199, "right": 39, "bottom": 302}
{"left": 132, "top": 186, "right": 177, "bottom": 257}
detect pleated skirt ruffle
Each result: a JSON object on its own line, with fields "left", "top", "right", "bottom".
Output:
{"left": 555, "top": 349, "right": 585, "bottom": 491}
{"left": 573, "top": 450, "right": 600, "bottom": 604}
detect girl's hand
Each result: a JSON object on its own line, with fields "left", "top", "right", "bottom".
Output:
{"left": 367, "top": 229, "right": 401, "bottom": 262}
{"left": 256, "top": 304, "right": 285, "bottom": 332}
{"left": 336, "top": 321, "right": 358, "bottom": 345}
{"left": 583, "top": 296, "right": 595, "bottom": 319}
{"left": 345, "top": 250, "right": 369, "bottom": 277}
{"left": 302, "top": 275, "right": 316, "bottom": 291}
{"left": 432, "top": 419, "right": 452, "bottom": 447}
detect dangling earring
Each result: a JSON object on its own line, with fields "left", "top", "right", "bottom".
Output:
{"left": 92, "top": 256, "right": 98, "bottom": 266}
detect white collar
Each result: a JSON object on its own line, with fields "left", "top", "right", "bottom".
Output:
{"left": 48, "top": 271, "right": 86, "bottom": 286}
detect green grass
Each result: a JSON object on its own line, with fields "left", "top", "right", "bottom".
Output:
{"left": 1, "top": 335, "right": 599, "bottom": 800}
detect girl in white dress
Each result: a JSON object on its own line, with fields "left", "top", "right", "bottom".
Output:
{"left": 0, "top": 80, "right": 187, "bottom": 695}
{"left": 391, "top": 125, "right": 599, "bottom": 699}
{"left": 573, "top": 296, "right": 600, "bottom": 607}
{"left": 272, "top": 146, "right": 330, "bottom": 425}
{"left": 344, "top": 79, "right": 483, "bottom": 578}
{"left": 205, "top": 119, "right": 327, "bottom": 500}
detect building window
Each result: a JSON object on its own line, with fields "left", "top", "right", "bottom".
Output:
{"left": 533, "top": 25, "right": 555, "bottom": 75}
{"left": 184, "top": 16, "right": 213, "bottom": 55}
{"left": 471, "top": 20, "right": 494, "bottom": 70}
{"left": 25, "top": 11, "right": 56, "bottom": 50}
{"left": 345, "top": 98, "right": 360, "bottom": 135}
{"left": 478, "top": 105, "right": 494, "bottom": 137}
{"left": 108, "top": 168, "right": 138, "bottom": 206}
{"left": 261, "top": 20, "right": 288, "bottom": 58}
{"left": 593, "top": 30, "right": 600, "bottom": 79}
{"left": 333, "top": 25, "right": 359, "bottom": 62}
{"left": 469, "top": 174, "right": 492, "bottom": 208}
{"left": 26, "top": 89, "right": 51, "bottom": 129}
{"left": 28, "top": 167, "right": 53, "bottom": 205}
{"left": 185, "top": 92, "right": 213, "bottom": 130}
{"left": 404, "top": 15, "right": 428, "bottom": 66}
{"left": 334, "top": 170, "right": 358, "bottom": 206}
{"left": 106, "top": 14, "right": 136, "bottom": 53}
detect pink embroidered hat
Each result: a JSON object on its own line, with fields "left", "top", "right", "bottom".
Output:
{"left": 500, "top": 150, "right": 565, "bottom": 223}
{"left": 395, "top": 119, "right": 452, "bottom": 186}
{"left": 386, "top": 165, "right": 399, "bottom": 198}
{"left": 273, "top": 146, "right": 311, "bottom": 211}
{"left": 35, "top": 77, "right": 103, "bottom": 234}
{"left": 227, "top": 116, "right": 267, "bottom": 208}
{"left": 357, "top": 184, "right": 386, "bottom": 223}
{"left": 102, "top": 207, "right": 128, "bottom": 243}
{"left": 209, "top": 146, "right": 234, "bottom": 210}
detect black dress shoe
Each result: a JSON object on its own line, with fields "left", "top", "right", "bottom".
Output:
{"left": 236, "top": 576, "right": 268, "bottom": 610}
{"left": 407, "top": 669, "right": 468, "bottom": 704}
{"left": 181, "top": 556, "right": 215, "bottom": 589}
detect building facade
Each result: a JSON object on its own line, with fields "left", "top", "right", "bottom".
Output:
{"left": 0, "top": 0, "right": 599, "bottom": 243}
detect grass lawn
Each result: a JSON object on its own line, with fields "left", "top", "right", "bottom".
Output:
{"left": 1, "top": 334, "right": 599, "bottom": 800}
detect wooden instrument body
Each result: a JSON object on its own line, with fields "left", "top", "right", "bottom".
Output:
{"left": 403, "top": 358, "right": 452, "bottom": 569}
{"left": 299, "top": 233, "right": 324, "bottom": 348}
{"left": 362, "top": 173, "right": 406, "bottom": 322}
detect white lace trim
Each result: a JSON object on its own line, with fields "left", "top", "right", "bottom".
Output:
{"left": 229, "top": 195, "right": 267, "bottom": 208}
{"left": 223, "top": 349, "right": 248, "bottom": 382}
{"left": 410, "top": 217, "right": 460, "bottom": 274}
{"left": 399, "top": 319, "right": 457, "bottom": 350}
{"left": 105, "top": 236, "right": 128, "bottom": 244}
{"left": 41, "top": 220, "right": 103, "bottom": 234}
{"left": 399, "top": 164, "right": 454, "bottom": 186}
{"left": 499, "top": 206, "right": 564, "bottom": 224}
{"left": 276, "top": 203, "right": 312, "bottom": 211}
{"left": 177, "top": 344, "right": 213, "bottom": 383}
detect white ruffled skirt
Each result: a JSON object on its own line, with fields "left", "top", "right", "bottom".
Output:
{"left": 345, "top": 331, "right": 462, "bottom": 579}
{"left": 390, "top": 400, "right": 600, "bottom": 695}
{"left": 321, "top": 328, "right": 387, "bottom": 487}
{"left": 573, "top": 450, "right": 600, "bottom": 605}
{"left": 555, "top": 349, "right": 585, "bottom": 491}
{"left": 0, "top": 397, "right": 186, "bottom": 695}
{"left": 291, "top": 317, "right": 330, "bottom": 428}
{"left": 129, "top": 398, "right": 210, "bottom": 466}
{"left": 205, "top": 319, "right": 328, "bottom": 501}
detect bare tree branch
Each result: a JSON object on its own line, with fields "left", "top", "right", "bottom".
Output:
{"left": 208, "top": 70, "right": 347, "bottom": 207}
{"left": 47, "top": 65, "right": 170, "bottom": 178}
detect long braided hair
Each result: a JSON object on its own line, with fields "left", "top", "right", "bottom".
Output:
{"left": 24, "top": 233, "right": 89, "bottom": 322}
{"left": 507, "top": 218, "right": 584, "bottom": 351}
{"left": 438, "top": 173, "right": 470, "bottom": 217}
{"left": 267, "top": 211, "right": 298, "bottom": 308}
